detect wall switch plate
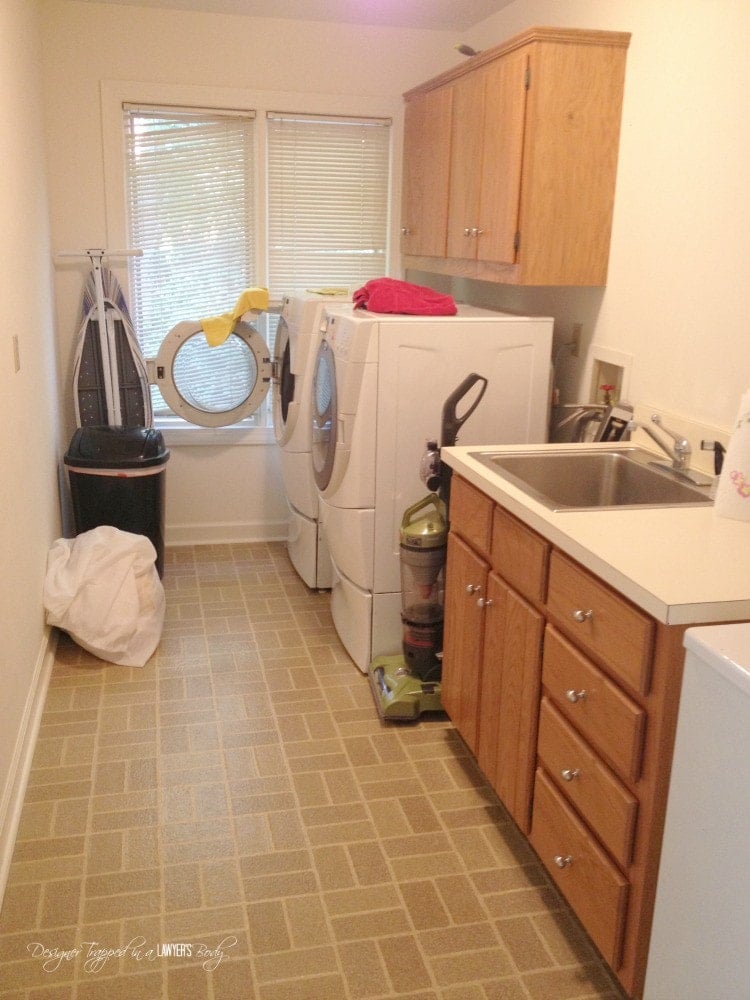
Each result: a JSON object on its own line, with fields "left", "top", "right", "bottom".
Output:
{"left": 12, "top": 335, "right": 20, "bottom": 373}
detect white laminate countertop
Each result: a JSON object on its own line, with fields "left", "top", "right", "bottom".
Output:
{"left": 442, "top": 443, "right": 750, "bottom": 626}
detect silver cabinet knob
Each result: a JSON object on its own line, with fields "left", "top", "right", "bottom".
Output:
{"left": 465, "top": 583, "right": 481, "bottom": 595}
{"left": 477, "top": 597, "right": 493, "bottom": 609}
{"left": 401, "top": 226, "right": 411, "bottom": 235}
{"left": 553, "top": 854, "right": 573, "bottom": 869}
{"left": 561, "top": 768, "right": 580, "bottom": 782}
{"left": 471, "top": 227, "right": 485, "bottom": 236}
{"left": 463, "top": 227, "right": 472, "bottom": 237}
{"left": 566, "top": 689, "right": 587, "bottom": 703}
{"left": 572, "top": 609, "right": 593, "bottom": 623}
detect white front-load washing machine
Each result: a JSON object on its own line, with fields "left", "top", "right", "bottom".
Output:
{"left": 272, "top": 290, "right": 350, "bottom": 589}
{"left": 311, "top": 303, "right": 554, "bottom": 672}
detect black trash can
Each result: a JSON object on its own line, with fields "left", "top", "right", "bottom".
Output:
{"left": 64, "top": 426, "right": 170, "bottom": 577}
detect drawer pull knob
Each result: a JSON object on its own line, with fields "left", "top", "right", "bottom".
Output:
{"left": 466, "top": 583, "right": 481, "bottom": 595}
{"left": 477, "top": 597, "right": 493, "bottom": 609}
{"left": 561, "top": 768, "right": 580, "bottom": 782}
{"left": 572, "top": 608, "right": 593, "bottom": 623}
{"left": 566, "top": 689, "right": 587, "bottom": 703}
{"left": 554, "top": 854, "right": 573, "bottom": 869}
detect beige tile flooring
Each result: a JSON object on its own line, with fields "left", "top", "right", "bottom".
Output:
{"left": 0, "top": 543, "right": 626, "bottom": 1000}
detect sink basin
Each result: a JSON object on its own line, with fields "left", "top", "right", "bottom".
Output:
{"left": 470, "top": 447, "right": 714, "bottom": 511}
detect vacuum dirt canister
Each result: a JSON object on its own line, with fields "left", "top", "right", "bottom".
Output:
{"left": 399, "top": 494, "right": 447, "bottom": 681}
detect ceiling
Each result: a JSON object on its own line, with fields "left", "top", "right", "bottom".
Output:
{"left": 77, "top": 0, "right": 514, "bottom": 31}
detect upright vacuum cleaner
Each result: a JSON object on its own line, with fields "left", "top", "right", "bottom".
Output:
{"left": 368, "top": 373, "right": 488, "bottom": 720}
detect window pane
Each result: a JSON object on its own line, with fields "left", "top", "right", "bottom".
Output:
{"left": 123, "top": 106, "right": 256, "bottom": 417}
{"left": 267, "top": 113, "right": 391, "bottom": 297}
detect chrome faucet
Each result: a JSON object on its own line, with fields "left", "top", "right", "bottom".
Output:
{"left": 628, "top": 414, "right": 691, "bottom": 471}
{"left": 627, "top": 414, "right": 714, "bottom": 486}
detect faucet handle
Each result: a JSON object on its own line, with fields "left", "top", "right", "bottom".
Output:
{"left": 651, "top": 414, "right": 691, "bottom": 456}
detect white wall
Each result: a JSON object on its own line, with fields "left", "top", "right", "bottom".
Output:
{"left": 38, "top": 0, "right": 750, "bottom": 531}
{"left": 0, "top": 1, "right": 63, "bottom": 897}
{"left": 448, "top": 0, "right": 750, "bottom": 444}
{"left": 40, "top": 0, "right": 460, "bottom": 544}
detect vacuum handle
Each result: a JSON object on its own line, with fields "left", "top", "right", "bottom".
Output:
{"left": 440, "top": 373, "right": 488, "bottom": 447}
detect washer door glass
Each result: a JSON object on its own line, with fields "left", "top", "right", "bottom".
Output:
{"left": 271, "top": 314, "right": 294, "bottom": 434}
{"left": 154, "top": 320, "right": 271, "bottom": 427}
{"left": 312, "top": 339, "right": 337, "bottom": 491}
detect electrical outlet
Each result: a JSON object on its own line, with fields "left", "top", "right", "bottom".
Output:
{"left": 571, "top": 323, "right": 582, "bottom": 358}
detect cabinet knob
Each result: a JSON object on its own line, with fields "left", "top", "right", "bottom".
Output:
{"left": 401, "top": 226, "right": 411, "bottom": 235}
{"left": 553, "top": 854, "right": 573, "bottom": 869}
{"left": 561, "top": 768, "right": 580, "bottom": 782}
{"left": 572, "top": 608, "right": 593, "bottom": 623}
{"left": 565, "top": 689, "right": 587, "bottom": 704}
{"left": 477, "top": 597, "right": 493, "bottom": 609}
{"left": 465, "top": 583, "right": 481, "bottom": 595}
{"left": 463, "top": 227, "right": 472, "bottom": 237}
{"left": 471, "top": 227, "right": 485, "bottom": 237}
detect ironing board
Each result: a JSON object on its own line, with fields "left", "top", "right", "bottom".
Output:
{"left": 68, "top": 249, "right": 152, "bottom": 427}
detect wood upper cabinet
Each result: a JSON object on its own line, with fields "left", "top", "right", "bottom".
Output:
{"left": 402, "top": 27, "right": 630, "bottom": 286}
{"left": 447, "top": 47, "right": 528, "bottom": 264}
{"left": 400, "top": 86, "right": 452, "bottom": 257}
{"left": 445, "top": 69, "right": 486, "bottom": 260}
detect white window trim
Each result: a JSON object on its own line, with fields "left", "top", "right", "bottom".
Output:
{"left": 101, "top": 80, "right": 403, "bottom": 446}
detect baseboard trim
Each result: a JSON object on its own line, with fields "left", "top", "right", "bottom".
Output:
{"left": 165, "top": 520, "right": 289, "bottom": 547}
{"left": 0, "top": 628, "right": 57, "bottom": 907}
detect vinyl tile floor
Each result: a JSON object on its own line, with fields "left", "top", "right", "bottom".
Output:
{"left": 0, "top": 543, "right": 627, "bottom": 1000}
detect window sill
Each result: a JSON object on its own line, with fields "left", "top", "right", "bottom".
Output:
{"left": 155, "top": 419, "right": 275, "bottom": 447}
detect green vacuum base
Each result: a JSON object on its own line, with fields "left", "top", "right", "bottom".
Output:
{"left": 368, "top": 655, "right": 443, "bottom": 721}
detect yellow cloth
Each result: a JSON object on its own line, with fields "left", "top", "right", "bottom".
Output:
{"left": 200, "top": 287, "right": 269, "bottom": 347}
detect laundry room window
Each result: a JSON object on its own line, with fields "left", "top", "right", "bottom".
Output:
{"left": 266, "top": 112, "right": 391, "bottom": 295}
{"left": 121, "top": 100, "right": 392, "bottom": 435}
{"left": 123, "top": 104, "right": 265, "bottom": 428}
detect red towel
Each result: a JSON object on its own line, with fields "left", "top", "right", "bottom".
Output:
{"left": 353, "top": 277, "right": 457, "bottom": 316}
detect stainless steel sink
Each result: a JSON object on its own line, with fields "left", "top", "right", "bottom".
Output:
{"left": 470, "top": 446, "right": 714, "bottom": 511}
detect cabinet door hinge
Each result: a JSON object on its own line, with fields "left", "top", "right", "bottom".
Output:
{"left": 514, "top": 230, "right": 521, "bottom": 252}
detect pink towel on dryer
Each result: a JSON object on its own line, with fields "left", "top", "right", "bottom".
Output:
{"left": 353, "top": 277, "right": 457, "bottom": 316}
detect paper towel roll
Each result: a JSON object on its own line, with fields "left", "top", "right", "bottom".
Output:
{"left": 714, "top": 389, "right": 750, "bottom": 521}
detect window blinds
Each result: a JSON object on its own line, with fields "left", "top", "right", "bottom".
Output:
{"left": 266, "top": 112, "right": 391, "bottom": 297}
{"left": 123, "top": 105, "right": 256, "bottom": 370}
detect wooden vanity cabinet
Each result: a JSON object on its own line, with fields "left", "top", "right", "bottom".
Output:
{"left": 402, "top": 27, "right": 630, "bottom": 286}
{"left": 442, "top": 531, "right": 489, "bottom": 754}
{"left": 442, "top": 475, "right": 692, "bottom": 999}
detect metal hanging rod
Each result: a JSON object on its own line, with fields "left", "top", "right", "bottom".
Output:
{"left": 55, "top": 248, "right": 143, "bottom": 261}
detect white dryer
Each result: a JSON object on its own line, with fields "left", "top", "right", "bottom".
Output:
{"left": 311, "top": 303, "right": 553, "bottom": 672}
{"left": 272, "top": 290, "right": 350, "bottom": 589}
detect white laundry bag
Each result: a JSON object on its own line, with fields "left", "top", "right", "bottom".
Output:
{"left": 44, "top": 525, "right": 165, "bottom": 667}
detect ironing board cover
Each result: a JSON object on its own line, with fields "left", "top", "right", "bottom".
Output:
{"left": 72, "top": 266, "right": 153, "bottom": 427}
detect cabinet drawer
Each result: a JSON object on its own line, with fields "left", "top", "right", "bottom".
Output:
{"left": 547, "top": 551, "right": 654, "bottom": 695}
{"left": 531, "top": 768, "right": 629, "bottom": 970}
{"left": 537, "top": 697, "right": 638, "bottom": 868}
{"left": 542, "top": 626, "right": 646, "bottom": 782}
{"left": 491, "top": 505, "right": 549, "bottom": 604}
{"left": 451, "top": 476, "right": 494, "bottom": 557}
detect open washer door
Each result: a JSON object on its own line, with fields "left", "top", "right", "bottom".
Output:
{"left": 271, "top": 311, "right": 295, "bottom": 444}
{"left": 149, "top": 319, "right": 272, "bottom": 428}
{"left": 311, "top": 338, "right": 337, "bottom": 491}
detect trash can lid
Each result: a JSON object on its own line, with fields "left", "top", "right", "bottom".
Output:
{"left": 64, "top": 426, "right": 169, "bottom": 469}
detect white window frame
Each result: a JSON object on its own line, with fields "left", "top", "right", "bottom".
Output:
{"left": 101, "top": 80, "right": 403, "bottom": 446}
